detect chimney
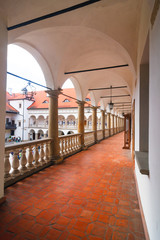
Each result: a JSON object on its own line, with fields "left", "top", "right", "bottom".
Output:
{"left": 8, "top": 88, "right": 12, "bottom": 95}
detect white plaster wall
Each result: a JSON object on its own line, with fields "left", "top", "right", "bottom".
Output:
{"left": 10, "top": 99, "right": 32, "bottom": 140}
{"left": 134, "top": 77, "right": 140, "bottom": 151}
{"left": 135, "top": 10, "right": 160, "bottom": 240}
{"left": 0, "top": 15, "right": 7, "bottom": 199}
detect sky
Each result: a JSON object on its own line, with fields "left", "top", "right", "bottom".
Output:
{"left": 7, "top": 44, "right": 73, "bottom": 93}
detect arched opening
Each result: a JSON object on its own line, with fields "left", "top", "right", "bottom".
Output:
{"left": 67, "top": 131, "right": 74, "bottom": 135}
{"left": 7, "top": 44, "right": 48, "bottom": 93}
{"left": 29, "top": 116, "right": 36, "bottom": 127}
{"left": 58, "top": 115, "right": 65, "bottom": 128}
{"left": 37, "top": 115, "right": 45, "bottom": 128}
{"left": 38, "top": 130, "right": 44, "bottom": 139}
{"left": 58, "top": 130, "right": 64, "bottom": 136}
{"left": 61, "top": 77, "right": 82, "bottom": 101}
{"left": 29, "top": 129, "right": 35, "bottom": 140}
{"left": 66, "top": 115, "right": 76, "bottom": 127}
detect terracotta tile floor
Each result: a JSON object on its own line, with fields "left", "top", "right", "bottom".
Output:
{"left": 0, "top": 133, "right": 145, "bottom": 240}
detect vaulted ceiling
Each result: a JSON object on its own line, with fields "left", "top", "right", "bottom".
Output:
{"left": 4, "top": 0, "right": 153, "bottom": 113}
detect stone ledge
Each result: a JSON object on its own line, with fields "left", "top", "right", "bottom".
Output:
{"left": 135, "top": 151, "right": 149, "bottom": 175}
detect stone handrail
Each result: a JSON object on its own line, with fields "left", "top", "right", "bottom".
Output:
{"left": 4, "top": 138, "right": 51, "bottom": 187}
{"left": 59, "top": 133, "right": 81, "bottom": 157}
{"left": 84, "top": 131, "right": 95, "bottom": 146}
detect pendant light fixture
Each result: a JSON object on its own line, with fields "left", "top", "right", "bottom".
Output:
{"left": 108, "top": 85, "right": 114, "bottom": 110}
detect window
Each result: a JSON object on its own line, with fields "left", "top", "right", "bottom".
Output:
{"left": 6, "top": 118, "right": 9, "bottom": 123}
{"left": 18, "top": 121, "right": 21, "bottom": 127}
{"left": 11, "top": 130, "right": 14, "bottom": 136}
{"left": 85, "top": 98, "right": 90, "bottom": 101}
{"left": 63, "top": 99, "right": 70, "bottom": 102}
{"left": 19, "top": 103, "right": 22, "bottom": 108}
{"left": 43, "top": 100, "right": 48, "bottom": 103}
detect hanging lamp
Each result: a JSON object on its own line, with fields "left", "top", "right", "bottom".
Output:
{"left": 108, "top": 85, "right": 114, "bottom": 110}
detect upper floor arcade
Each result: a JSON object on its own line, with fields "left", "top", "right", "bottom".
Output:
{"left": 1, "top": 1, "right": 160, "bottom": 239}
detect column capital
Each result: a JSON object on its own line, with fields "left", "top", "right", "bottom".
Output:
{"left": 76, "top": 100, "right": 85, "bottom": 106}
{"left": 91, "top": 106, "right": 99, "bottom": 110}
{"left": 101, "top": 109, "right": 106, "bottom": 113}
{"left": 46, "top": 89, "right": 61, "bottom": 98}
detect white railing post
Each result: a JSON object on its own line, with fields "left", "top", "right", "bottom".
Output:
{"left": 45, "top": 142, "right": 50, "bottom": 162}
{"left": 12, "top": 150, "right": 20, "bottom": 176}
{"left": 27, "top": 146, "right": 34, "bottom": 169}
{"left": 4, "top": 151, "right": 11, "bottom": 181}
{"left": 40, "top": 143, "right": 45, "bottom": 165}
{"left": 34, "top": 145, "right": 40, "bottom": 166}
{"left": 20, "top": 148, "right": 27, "bottom": 172}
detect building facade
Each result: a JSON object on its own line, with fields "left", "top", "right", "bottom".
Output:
{"left": 6, "top": 89, "right": 114, "bottom": 141}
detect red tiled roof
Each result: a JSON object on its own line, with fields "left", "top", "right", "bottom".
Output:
{"left": 6, "top": 89, "right": 91, "bottom": 110}
{"left": 6, "top": 92, "right": 19, "bottom": 113}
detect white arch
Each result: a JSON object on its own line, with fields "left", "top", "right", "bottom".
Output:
{"left": 13, "top": 41, "right": 54, "bottom": 89}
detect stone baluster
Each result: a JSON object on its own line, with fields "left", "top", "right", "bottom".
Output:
{"left": 45, "top": 142, "right": 50, "bottom": 162}
{"left": 73, "top": 136, "right": 75, "bottom": 150}
{"left": 20, "top": 148, "right": 27, "bottom": 172}
{"left": 12, "top": 150, "right": 20, "bottom": 176}
{"left": 34, "top": 145, "right": 40, "bottom": 166}
{"left": 59, "top": 139, "right": 62, "bottom": 155}
{"left": 66, "top": 137, "right": 69, "bottom": 153}
{"left": 27, "top": 146, "right": 34, "bottom": 169}
{"left": 40, "top": 143, "right": 45, "bottom": 165}
{"left": 4, "top": 151, "right": 11, "bottom": 180}
{"left": 63, "top": 138, "right": 66, "bottom": 155}
{"left": 69, "top": 137, "right": 72, "bottom": 152}
{"left": 60, "top": 139, "right": 63, "bottom": 157}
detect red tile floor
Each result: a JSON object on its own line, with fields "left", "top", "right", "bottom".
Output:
{"left": 0, "top": 133, "right": 145, "bottom": 240}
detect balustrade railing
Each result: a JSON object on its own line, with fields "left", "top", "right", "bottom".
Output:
{"left": 59, "top": 134, "right": 81, "bottom": 157}
{"left": 97, "top": 130, "right": 103, "bottom": 141}
{"left": 84, "top": 131, "right": 95, "bottom": 146}
{"left": 4, "top": 127, "right": 124, "bottom": 187}
{"left": 4, "top": 138, "right": 51, "bottom": 187}
{"left": 58, "top": 125, "right": 77, "bottom": 129}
